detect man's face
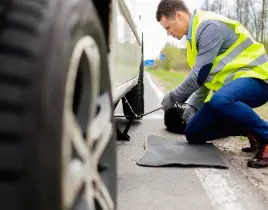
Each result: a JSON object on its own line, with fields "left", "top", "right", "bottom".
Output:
{"left": 160, "top": 11, "right": 188, "bottom": 40}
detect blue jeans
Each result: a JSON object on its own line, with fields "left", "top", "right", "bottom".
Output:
{"left": 185, "top": 78, "right": 268, "bottom": 144}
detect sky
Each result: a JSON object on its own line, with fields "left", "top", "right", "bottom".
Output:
{"left": 134, "top": 0, "right": 204, "bottom": 60}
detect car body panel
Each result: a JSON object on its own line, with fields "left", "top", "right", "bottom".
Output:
{"left": 109, "top": 0, "right": 142, "bottom": 103}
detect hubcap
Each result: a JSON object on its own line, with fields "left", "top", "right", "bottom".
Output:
{"left": 62, "top": 36, "right": 114, "bottom": 210}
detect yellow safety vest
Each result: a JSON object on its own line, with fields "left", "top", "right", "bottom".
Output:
{"left": 187, "top": 9, "right": 268, "bottom": 102}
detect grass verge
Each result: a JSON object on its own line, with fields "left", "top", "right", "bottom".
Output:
{"left": 145, "top": 68, "right": 187, "bottom": 91}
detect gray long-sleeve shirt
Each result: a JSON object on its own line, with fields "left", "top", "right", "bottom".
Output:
{"left": 170, "top": 19, "right": 240, "bottom": 110}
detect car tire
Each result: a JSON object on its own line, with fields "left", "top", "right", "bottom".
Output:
{"left": 122, "top": 54, "right": 144, "bottom": 119}
{"left": 0, "top": 0, "right": 116, "bottom": 210}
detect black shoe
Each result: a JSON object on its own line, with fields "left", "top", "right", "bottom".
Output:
{"left": 242, "top": 134, "right": 259, "bottom": 153}
{"left": 248, "top": 144, "right": 268, "bottom": 168}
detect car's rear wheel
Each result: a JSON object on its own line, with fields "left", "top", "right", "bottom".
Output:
{"left": 0, "top": 0, "right": 116, "bottom": 210}
{"left": 122, "top": 55, "right": 144, "bottom": 119}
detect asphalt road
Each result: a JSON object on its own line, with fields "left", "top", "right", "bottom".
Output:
{"left": 114, "top": 73, "right": 268, "bottom": 210}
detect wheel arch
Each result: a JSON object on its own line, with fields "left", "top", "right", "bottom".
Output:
{"left": 92, "top": 0, "right": 112, "bottom": 53}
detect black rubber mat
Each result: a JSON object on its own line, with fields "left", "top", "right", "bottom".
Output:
{"left": 137, "top": 135, "right": 228, "bottom": 168}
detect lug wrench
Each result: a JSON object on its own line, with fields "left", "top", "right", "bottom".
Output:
{"left": 115, "top": 106, "right": 162, "bottom": 119}
{"left": 140, "top": 106, "right": 162, "bottom": 117}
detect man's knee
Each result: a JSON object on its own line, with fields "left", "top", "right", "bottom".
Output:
{"left": 184, "top": 125, "right": 197, "bottom": 143}
{"left": 185, "top": 122, "right": 206, "bottom": 144}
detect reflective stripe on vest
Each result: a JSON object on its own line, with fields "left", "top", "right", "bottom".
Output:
{"left": 186, "top": 9, "right": 268, "bottom": 103}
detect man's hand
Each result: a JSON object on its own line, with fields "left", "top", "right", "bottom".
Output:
{"left": 161, "top": 92, "right": 175, "bottom": 111}
{"left": 181, "top": 104, "right": 197, "bottom": 124}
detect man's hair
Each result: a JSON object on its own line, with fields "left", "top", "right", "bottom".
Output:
{"left": 156, "top": 0, "right": 190, "bottom": 22}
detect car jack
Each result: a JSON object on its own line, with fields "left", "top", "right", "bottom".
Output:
{"left": 115, "top": 97, "right": 162, "bottom": 141}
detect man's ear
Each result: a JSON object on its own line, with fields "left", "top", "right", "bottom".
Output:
{"left": 175, "top": 11, "right": 182, "bottom": 19}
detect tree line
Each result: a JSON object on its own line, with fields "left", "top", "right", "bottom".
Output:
{"left": 201, "top": 0, "right": 268, "bottom": 50}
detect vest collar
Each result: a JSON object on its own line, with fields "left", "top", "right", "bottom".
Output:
{"left": 187, "top": 9, "right": 197, "bottom": 44}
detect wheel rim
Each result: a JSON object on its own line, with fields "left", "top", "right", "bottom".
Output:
{"left": 62, "top": 36, "right": 114, "bottom": 210}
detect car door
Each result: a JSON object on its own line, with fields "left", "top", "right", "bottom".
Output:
{"left": 109, "top": 0, "right": 142, "bottom": 90}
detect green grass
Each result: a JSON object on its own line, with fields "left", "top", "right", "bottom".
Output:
{"left": 146, "top": 68, "right": 187, "bottom": 91}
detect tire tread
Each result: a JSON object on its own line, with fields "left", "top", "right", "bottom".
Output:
{"left": 0, "top": 0, "right": 46, "bottom": 209}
